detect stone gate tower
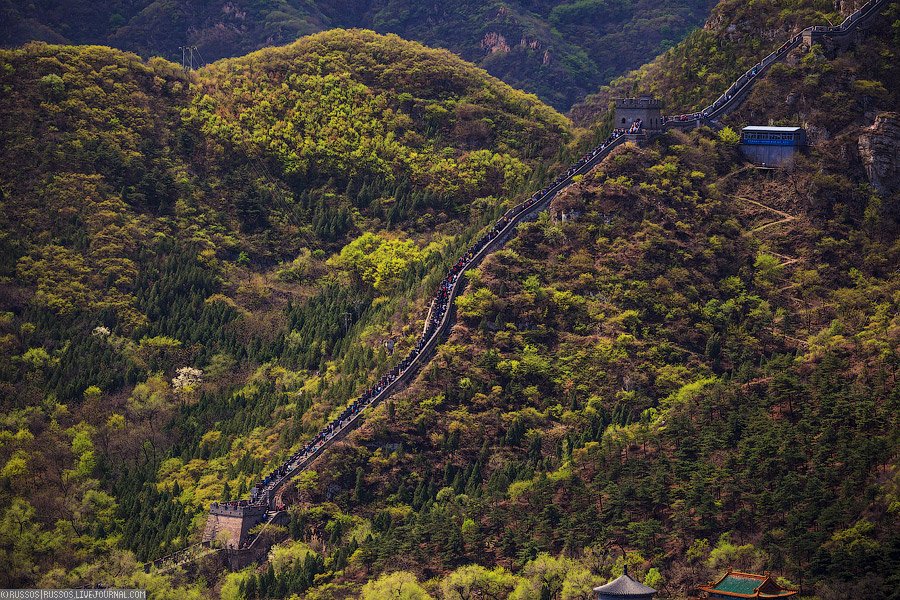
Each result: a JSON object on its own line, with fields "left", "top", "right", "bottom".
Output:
{"left": 202, "top": 501, "right": 267, "bottom": 549}
{"left": 614, "top": 97, "right": 664, "bottom": 130}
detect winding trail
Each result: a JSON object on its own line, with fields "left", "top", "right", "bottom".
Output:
{"left": 735, "top": 196, "right": 798, "bottom": 232}
{"left": 738, "top": 196, "right": 796, "bottom": 221}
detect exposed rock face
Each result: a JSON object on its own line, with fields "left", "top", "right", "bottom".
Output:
{"left": 858, "top": 113, "right": 900, "bottom": 195}
{"left": 481, "top": 32, "right": 510, "bottom": 54}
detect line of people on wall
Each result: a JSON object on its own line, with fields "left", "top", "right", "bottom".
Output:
{"left": 235, "top": 0, "right": 895, "bottom": 513}
{"left": 241, "top": 129, "right": 629, "bottom": 509}
{"left": 661, "top": 38, "right": 797, "bottom": 124}
{"left": 660, "top": 0, "right": 882, "bottom": 125}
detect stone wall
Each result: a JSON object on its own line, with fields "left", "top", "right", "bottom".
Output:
{"left": 201, "top": 509, "right": 266, "bottom": 549}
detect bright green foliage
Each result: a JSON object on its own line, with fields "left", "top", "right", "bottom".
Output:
{"left": 753, "top": 252, "right": 783, "bottom": 290}
{"left": 295, "top": 109, "right": 898, "bottom": 596}
{"left": 717, "top": 126, "right": 740, "bottom": 145}
{"left": 188, "top": 30, "right": 566, "bottom": 202}
{"left": 0, "top": 498, "right": 42, "bottom": 586}
{"left": 0, "top": 0, "right": 898, "bottom": 597}
{"left": 360, "top": 571, "right": 433, "bottom": 600}
{"left": 237, "top": 545, "right": 325, "bottom": 598}
{"left": 17, "top": 245, "right": 96, "bottom": 316}
{"left": 0, "top": 30, "right": 573, "bottom": 593}
{"left": 440, "top": 564, "right": 519, "bottom": 599}
{"left": 1, "top": 451, "right": 29, "bottom": 480}
{"left": 455, "top": 286, "right": 502, "bottom": 320}
{"left": 20, "top": 347, "right": 52, "bottom": 369}
{"left": 643, "top": 568, "right": 664, "bottom": 590}
{"left": 707, "top": 533, "right": 768, "bottom": 572}
{"left": 572, "top": 0, "right": 892, "bottom": 127}
{"left": 331, "top": 232, "right": 425, "bottom": 292}
{"left": 221, "top": 570, "right": 252, "bottom": 600}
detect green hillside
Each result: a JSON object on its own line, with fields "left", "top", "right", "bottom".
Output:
{"left": 570, "top": 0, "right": 899, "bottom": 125}
{"left": 0, "top": 0, "right": 898, "bottom": 598}
{"left": 0, "top": 30, "right": 572, "bottom": 593}
{"left": 224, "top": 3, "right": 899, "bottom": 599}
{"left": 0, "top": 0, "right": 717, "bottom": 110}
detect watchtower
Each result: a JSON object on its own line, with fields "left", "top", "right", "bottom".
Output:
{"left": 202, "top": 501, "right": 267, "bottom": 549}
{"left": 614, "top": 97, "right": 664, "bottom": 131}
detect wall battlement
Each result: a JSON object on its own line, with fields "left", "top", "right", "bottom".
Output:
{"left": 176, "top": 0, "right": 891, "bottom": 574}
{"left": 203, "top": 502, "right": 267, "bottom": 548}
{"left": 208, "top": 502, "right": 267, "bottom": 519}
{"left": 615, "top": 97, "right": 663, "bottom": 109}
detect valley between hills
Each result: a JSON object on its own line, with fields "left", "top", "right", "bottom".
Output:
{"left": 0, "top": 0, "right": 898, "bottom": 598}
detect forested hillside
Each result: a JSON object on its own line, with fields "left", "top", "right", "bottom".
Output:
{"left": 0, "top": 0, "right": 898, "bottom": 597}
{"left": 219, "top": 3, "right": 899, "bottom": 599}
{"left": 0, "top": 31, "right": 573, "bottom": 594}
{"left": 570, "top": 0, "right": 895, "bottom": 125}
{"left": 0, "top": 0, "right": 716, "bottom": 109}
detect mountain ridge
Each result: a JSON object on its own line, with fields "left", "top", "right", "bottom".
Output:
{"left": 0, "top": 0, "right": 717, "bottom": 110}
{"left": 0, "top": 0, "right": 897, "bottom": 597}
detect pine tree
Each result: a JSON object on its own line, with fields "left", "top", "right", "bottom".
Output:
{"left": 353, "top": 466, "right": 365, "bottom": 504}
{"left": 243, "top": 574, "right": 257, "bottom": 599}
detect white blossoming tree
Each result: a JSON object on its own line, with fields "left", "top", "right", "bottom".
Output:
{"left": 171, "top": 366, "right": 203, "bottom": 404}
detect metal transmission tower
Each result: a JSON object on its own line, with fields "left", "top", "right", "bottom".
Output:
{"left": 178, "top": 46, "right": 200, "bottom": 71}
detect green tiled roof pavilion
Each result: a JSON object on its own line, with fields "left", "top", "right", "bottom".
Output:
{"left": 698, "top": 569, "right": 798, "bottom": 598}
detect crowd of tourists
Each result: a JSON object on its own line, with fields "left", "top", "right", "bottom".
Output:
{"left": 244, "top": 128, "right": 629, "bottom": 508}
{"left": 237, "top": 0, "right": 892, "bottom": 511}
{"left": 661, "top": 0, "right": 880, "bottom": 125}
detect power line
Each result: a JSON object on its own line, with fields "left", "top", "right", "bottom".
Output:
{"left": 178, "top": 45, "right": 199, "bottom": 71}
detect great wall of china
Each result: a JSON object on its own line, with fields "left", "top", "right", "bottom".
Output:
{"left": 145, "top": 0, "right": 890, "bottom": 572}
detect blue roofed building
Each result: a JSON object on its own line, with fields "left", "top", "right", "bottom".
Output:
{"left": 739, "top": 126, "right": 807, "bottom": 167}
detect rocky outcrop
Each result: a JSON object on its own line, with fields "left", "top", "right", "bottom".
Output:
{"left": 481, "top": 32, "right": 510, "bottom": 54}
{"left": 519, "top": 37, "right": 541, "bottom": 50}
{"left": 858, "top": 113, "right": 900, "bottom": 195}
